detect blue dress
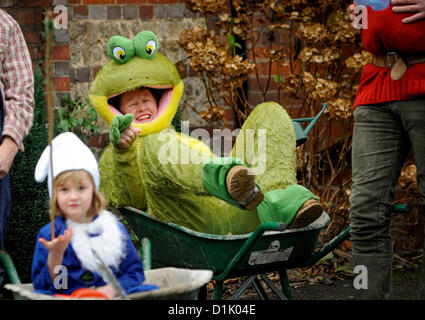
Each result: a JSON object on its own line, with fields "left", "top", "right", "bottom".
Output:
{"left": 31, "top": 214, "right": 158, "bottom": 296}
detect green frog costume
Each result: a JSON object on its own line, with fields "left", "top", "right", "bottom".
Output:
{"left": 89, "top": 31, "right": 320, "bottom": 235}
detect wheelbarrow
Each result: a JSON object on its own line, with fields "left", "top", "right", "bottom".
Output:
{"left": 116, "top": 102, "right": 334, "bottom": 300}
{"left": 120, "top": 203, "right": 412, "bottom": 300}
{"left": 118, "top": 102, "right": 412, "bottom": 300}
{"left": 1, "top": 248, "right": 213, "bottom": 300}
{"left": 3, "top": 267, "right": 213, "bottom": 300}
{"left": 120, "top": 207, "right": 332, "bottom": 300}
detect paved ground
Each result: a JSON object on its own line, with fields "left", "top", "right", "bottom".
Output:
{"left": 291, "top": 268, "right": 421, "bottom": 300}
{"left": 216, "top": 266, "right": 422, "bottom": 300}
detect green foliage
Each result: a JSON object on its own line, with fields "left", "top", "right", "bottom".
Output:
{"left": 56, "top": 95, "right": 101, "bottom": 142}
{"left": 6, "top": 66, "right": 50, "bottom": 283}
{"left": 225, "top": 33, "right": 241, "bottom": 51}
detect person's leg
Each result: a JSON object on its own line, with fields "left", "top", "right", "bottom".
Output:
{"left": 394, "top": 98, "right": 425, "bottom": 299}
{"left": 0, "top": 175, "right": 11, "bottom": 251}
{"left": 231, "top": 102, "right": 322, "bottom": 227}
{"left": 231, "top": 102, "right": 297, "bottom": 192}
{"left": 0, "top": 92, "right": 10, "bottom": 285}
{"left": 0, "top": 174, "right": 11, "bottom": 285}
{"left": 350, "top": 103, "right": 410, "bottom": 299}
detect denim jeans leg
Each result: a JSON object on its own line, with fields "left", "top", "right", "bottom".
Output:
{"left": 350, "top": 104, "right": 410, "bottom": 255}
{"left": 396, "top": 98, "right": 425, "bottom": 214}
{"left": 0, "top": 174, "right": 11, "bottom": 251}
{"left": 394, "top": 98, "right": 425, "bottom": 298}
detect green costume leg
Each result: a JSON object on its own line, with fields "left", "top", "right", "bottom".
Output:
{"left": 231, "top": 101, "right": 297, "bottom": 191}
{"left": 231, "top": 102, "right": 319, "bottom": 224}
{"left": 202, "top": 102, "right": 296, "bottom": 202}
{"left": 140, "top": 130, "right": 260, "bottom": 235}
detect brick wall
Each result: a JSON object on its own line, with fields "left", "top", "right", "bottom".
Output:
{"left": 66, "top": 0, "right": 209, "bottom": 132}
{"left": 0, "top": 0, "right": 51, "bottom": 68}
{"left": 1, "top": 0, "right": 72, "bottom": 106}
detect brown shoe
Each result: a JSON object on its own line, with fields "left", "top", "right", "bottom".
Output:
{"left": 287, "top": 199, "right": 323, "bottom": 229}
{"left": 225, "top": 165, "right": 264, "bottom": 211}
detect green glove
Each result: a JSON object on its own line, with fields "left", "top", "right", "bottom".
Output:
{"left": 109, "top": 114, "right": 134, "bottom": 146}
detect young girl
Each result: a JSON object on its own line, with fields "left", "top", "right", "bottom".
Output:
{"left": 31, "top": 132, "right": 157, "bottom": 298}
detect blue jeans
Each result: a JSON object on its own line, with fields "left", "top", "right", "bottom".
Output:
{"left": 0, "top": 90, "right": 11, "bottom": 252}
{"left": 350, "top": 98, "right": 425, "bottom": 255}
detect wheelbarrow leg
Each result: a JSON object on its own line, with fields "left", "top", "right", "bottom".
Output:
{"left": 214, "top": 280, "right": 224, "bottom": 300}
{"left": 279, "top": 269, "right": 292, "bottom": 300}
{"left": 252, "top": 276, "right": 269, "bottom": 300}
{"left": 230, "top": 275, "right": 257, "bottom": 300}
{"left": 259, "top": 274, "right": 287, "bottom": 300}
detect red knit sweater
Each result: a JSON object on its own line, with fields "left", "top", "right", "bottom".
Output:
{"left": 353, "top": 5, "right": 425, "bottom": 108}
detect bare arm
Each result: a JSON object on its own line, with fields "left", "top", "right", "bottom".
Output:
{"left": 0, "top": 11, "right": 34, "bottom": 153}
{"left": 0, "top": 136, "right": 18, "bottom": 179}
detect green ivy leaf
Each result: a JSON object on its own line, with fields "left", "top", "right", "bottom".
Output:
{"left": 57, "top": 108, "right": 66, "bottom": 120}
{"left": 69, "top": 117, "right": 77, "bottom": 127}
{"left": 226, "top": 33, "right": 235, "bottom": 47}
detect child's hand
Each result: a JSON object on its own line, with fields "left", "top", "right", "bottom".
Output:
{"left": 39, "top": 226, "right": 73, "bottom": 257}
{"left": 117, "top": 126, "right": 141, "bottom": 149}
{"left": 96, "top": 284, "right": 117, "bottom": 299}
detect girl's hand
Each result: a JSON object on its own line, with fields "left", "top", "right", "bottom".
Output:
{"left": 39, "top": 226, "right": 73, "bottom": 256}
{"left": 96, "top": 284, "right": 117, "bottom": 299}
{"left": 39, "top": 227, "right": 73, "bottom": 281}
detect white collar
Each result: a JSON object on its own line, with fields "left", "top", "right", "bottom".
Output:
{"left": 66, "top": 210, "right": 126, "bottom": 274}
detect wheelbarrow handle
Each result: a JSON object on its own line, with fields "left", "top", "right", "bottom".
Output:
{"left": 392, "top": 203, "right": 412, "bottom": 213}
{"left": 256, "top": 222, "right": 287, "bottom": 232}
{"left": 214, "top": 222, "right": 286, "bottom": 281}
{"left": 300, "top": 226, "right": 351, "bottom": 267}
{"left": 300, "top": 203, "right": 411, "bottom": 267}
{"left": 0, "top": 250, "right": 21, "bottom": 285}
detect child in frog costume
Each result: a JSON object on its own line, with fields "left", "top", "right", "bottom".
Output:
{"left": 89, "top": 30, "right": 322, "bottom": 235}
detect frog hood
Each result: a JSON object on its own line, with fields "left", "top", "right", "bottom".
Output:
{"left": 89, "top": 30, "right": 183, "bottom": 136}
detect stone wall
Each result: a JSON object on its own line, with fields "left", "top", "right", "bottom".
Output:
{"left": 67, "top": 1, "right": 211, "bottom": 130}
{"left": 1, "top": 0, "right": 212, "bottom": 131}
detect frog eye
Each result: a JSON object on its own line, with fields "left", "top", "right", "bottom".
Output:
{"left": 112, "top": 47, "right": 127, "bottom": 61}
{"left": 145, "top": 40, "right": 156, "bottom": 56}
{"left": 107, "top": 36, "right": 135, "bottom": 64}
{"left": 134, "top": 30, "right": 159, "bottom": 60}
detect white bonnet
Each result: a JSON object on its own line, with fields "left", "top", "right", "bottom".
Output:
{"left": 35, "top": 132, "right": 100, "bottom": 198}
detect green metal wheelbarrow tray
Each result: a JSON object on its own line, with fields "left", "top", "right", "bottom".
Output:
{"left": 120, "top": 202, "right": 411, "bottom": 300}
{"left": 120, "top": 206, "right": 348, "bottom": 300}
